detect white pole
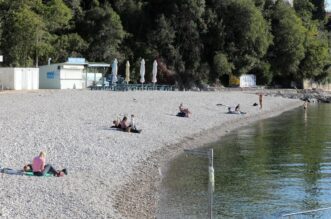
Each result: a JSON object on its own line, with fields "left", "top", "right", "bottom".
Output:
{"left": 208, "top": 149, "right": 214, "bottom": 219}
{"left": 184, "top": 149, "right": 214, "bottom": 219}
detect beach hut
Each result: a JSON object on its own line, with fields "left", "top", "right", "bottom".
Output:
{"left": 240, "top": 74, "right": 256, "bottom": 88}
{"left": 0, "top": 68, "right": 39, "bottom": 90}
{"left": 39, "top": 58, "right": 86, "bottom": 89}
{"left": 39, "top": 57, "right": 110, "bottom": 89}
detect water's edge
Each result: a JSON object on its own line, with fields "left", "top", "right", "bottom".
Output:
{"left": 114, "top": 101, "right": 303, "bottom": 218}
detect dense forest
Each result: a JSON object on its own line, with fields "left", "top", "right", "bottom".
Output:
{"left": 0, "top": 0, "right": 330, "bottom": 88}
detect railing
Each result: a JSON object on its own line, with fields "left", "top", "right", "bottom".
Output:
{"left": 90, "top": 84, "right": 175, "bottom": 91}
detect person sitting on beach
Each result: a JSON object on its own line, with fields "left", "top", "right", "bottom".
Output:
{"left": 178, "top": 103, "right": 192, "bottom": 117}
{"left": 235, "top": 104, "right": 240, "bottom": 112}
{"left": 32, "top": 151, "right": 67, "bottom": 177}
{"left": 120, "top": 116, "right": 131, "bottom": 132}
{"left": 130, "top": 114, "right": 136, "bottom": 130}
{"left": 24, "top": 163, "right": 67, "bottom": 176}
{"left": 130, "top": 114, "right": 142, "bottom": 133}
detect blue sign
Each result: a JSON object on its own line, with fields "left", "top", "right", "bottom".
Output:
{"left": 47, "top": 71, "right": 55, "bottom": 79}
{"left": 67, "top": 57, "right": 86, "bottom": 64}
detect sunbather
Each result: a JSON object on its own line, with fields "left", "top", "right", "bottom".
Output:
{"left": 23, "top": 163, "right": 67, "bottom": 176}
{"left": 178, "top": 103, "right": 192, "bottom": 117}
{"left": 111, "top": 118, "right": 121, "bottom": 128}
{"left": 235, "top": 104, "right": 240, "bottom": 112}
{"left": 227, "top": 104, "right": 246, "bottom": 114}
{"left": 32, "top": 151, "right": 67, "bottom": 177}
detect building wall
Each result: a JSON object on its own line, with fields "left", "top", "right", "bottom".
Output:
{"left": 0, "top": 68, "right": 39, "bottom": 90}
{"left": 39, "top": 64, "right": 84, "bottom": 89}
{"left": 14, "top": 68, "right": 39, "bottom": 90}
{"left": 59, "top": 66, "right": 84, "bottom": 89}
{"left": 240, "top": 74, "right": 256, "bottom": 88}
{"left": 0, "top": 68, "right": 14, "bottom": 89}
{"left": 39, "top": 65, "right": 61, "bottom": 89}
{"left": 303, "top": 79, "right": 331, "bottom": 91}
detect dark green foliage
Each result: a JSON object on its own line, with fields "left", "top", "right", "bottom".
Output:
{"left": 0, "top": 0, "right": 329, "bottom": 87}
{"left": 311, "top": 0, "right": 326, "bottom": 21}
{"left": 217, "top": 0, "right": 273, "bottom": 76}
{"left": 268, "top": 1, "right": 306, "bottom": 79}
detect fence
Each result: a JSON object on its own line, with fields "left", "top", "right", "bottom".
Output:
{"left": 90, "top": 84, "right": 175, "bottom": 91}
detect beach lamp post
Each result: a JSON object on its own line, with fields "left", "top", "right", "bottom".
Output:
{"left": 184, "top": 148, "right": 214, "bottom": 219}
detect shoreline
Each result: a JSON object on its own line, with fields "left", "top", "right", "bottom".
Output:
{"left": 0, "top": 90, "right": 303, "bottom": 218}
{"left": 114, "top": 99, "right": 303, "bottom": 219}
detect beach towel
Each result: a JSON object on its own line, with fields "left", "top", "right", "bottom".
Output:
{"left": 227, "top": 111, "right": 247, "bottom": 115}
{"left": 110, "top": 127, "right": 142, "bottom": 134}
{"left": 25, "top": 172, "right": 53, "bottom": 177}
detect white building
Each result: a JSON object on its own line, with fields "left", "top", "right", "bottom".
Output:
{"left": 240, "top": 74, "right": 256, "bottom": 88}
{"left": 0, "top": 68, "right": 39, "bottom": 90}
{"left": 39, "top": 58, "right": 110, "bottom": 89}
{"left": 39, "top": 62, "right": 85, "bottom": 89}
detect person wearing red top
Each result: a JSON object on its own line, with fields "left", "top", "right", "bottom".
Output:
{"left": 32, "top": 151, "right": 66, "bottom": 176}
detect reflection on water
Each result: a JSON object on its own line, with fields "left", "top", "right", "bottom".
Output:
{"left": 157, "top": 104, "right": 331, "bottom": 218}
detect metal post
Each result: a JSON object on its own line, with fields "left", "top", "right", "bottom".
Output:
{"left": 208, "top": 149, "right": 214, "bottom": 219}
{"left": 184, "top": 149, "right": 214, "bottom": 219}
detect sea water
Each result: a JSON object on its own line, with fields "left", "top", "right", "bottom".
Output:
{"left": 157, "top": 104, "right": 331, "bottom": 218}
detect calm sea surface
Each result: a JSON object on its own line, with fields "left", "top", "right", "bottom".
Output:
{"left": 157, "top": 104, "right": 331, "bottom": 218}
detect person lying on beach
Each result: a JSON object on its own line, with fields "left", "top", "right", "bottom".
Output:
{"left": 32, "top": 151, "right": 67, "bottom": 177}
{"left": 23, "top": 164, "right": 33, "bottom": 172}
{"left": 177, "top": 103, "right": 192, "bottom": 117}
{"left": 110, "top": 116, "right": 142, "bottom": 133}
{"left": 227, "top": 105, "right": 246, "bottom": 114}
{"left": 23, "top": 163, "right": 67, "bottom": 176}
{"left": 111, "top": 118, "right": 121, "bottom": 128}
{"left": 0, "top": 167, "right": 24, "bottom": 175}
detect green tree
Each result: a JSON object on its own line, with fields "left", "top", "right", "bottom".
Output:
{"left": 293, "top": 0, "right": 314, "bottom": 22}
{"left": 213, "top": 52, "right": 234, "bottom": 78}
{"left": 299, "top": 25, "right": 330, "bottom": 79}
{"left": 0, "top": 3, "right": 44, "bottom": 66}
{"left": 311, "top": 0, "right": 325, "bottom": 21}
{"left": 216, "top": 0, "right": 272, "bottom": 76}
{"left": 0, "top": 0, "right": 75, "bottom": 66}
{"left": 268, "top": 1, "right": 306, "bottom": 81}
{"left": 77, "top": 2, "right": 125, "bottom": 62}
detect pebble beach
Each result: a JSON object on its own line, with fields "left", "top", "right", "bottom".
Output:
{"left": 0, "top": 90, "right": 302, "bottom": 218}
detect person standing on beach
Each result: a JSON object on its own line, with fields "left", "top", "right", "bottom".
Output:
{"left": 259, "top": 94, "right": 263, "bottom": 109}
{"left": 303, "top": 100, "right": 308, "bottom": 110}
